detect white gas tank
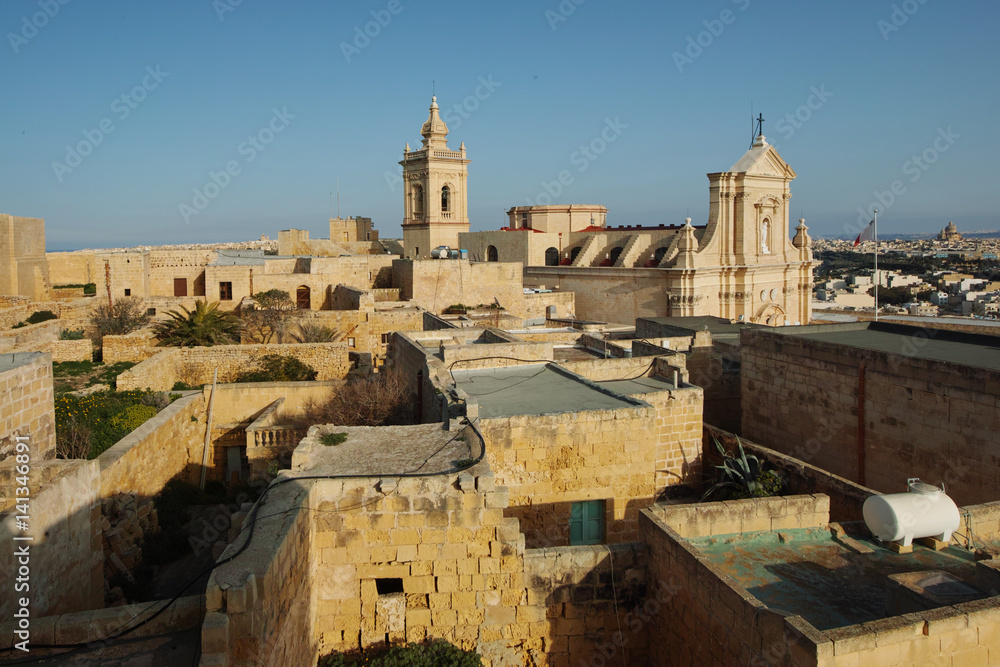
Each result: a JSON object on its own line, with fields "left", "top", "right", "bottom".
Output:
{"left": 863, "top": 479, "right": 960, "bottom": 547}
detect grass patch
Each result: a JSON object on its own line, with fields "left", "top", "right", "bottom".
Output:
{"left": 320, "top": 432, "right": 348, "bottom": 447}
{"left": 52, "top": 360, "right": 135, "bottom": 393}
{"left": 56, "top": 389, "right": 159, "bottom": 458}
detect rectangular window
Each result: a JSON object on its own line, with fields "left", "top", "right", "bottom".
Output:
{"left": 124, "top": 288, "right": 131, "bottom": 296}
{"left": 147, "top": 308, "right": 156, "bottom": 316}
{"left": 381, "top": 333, "right": 390, "bottom": 344}
{"left": 174, "top": 277, "right": 188, "bottom": 297}
{"left": 347, "top": 337, "right": 356, "bottom": 347}
{"left": 219, "top": 282, "right": 233, "bottom": 301}
{"left": 569, "top": 500, "right": 605, "bottom": 546}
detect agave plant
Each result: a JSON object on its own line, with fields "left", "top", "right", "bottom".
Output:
{"left": 701, "top": 436, "right": 768, "bottom": 501}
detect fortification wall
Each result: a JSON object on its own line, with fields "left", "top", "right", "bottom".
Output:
{"left": 0, "top": 459, "right": 102, "bottom": 617}
{"left": 0, "top": 352, "right": 56, "bottom": 462}
{"left": 524, "top": 268, "right": 665, "bottom": 324}
{"left": 393, "top": 260, "right": 527, "bottom": 316}
{"left": 741, "top": 327, "right": 1000, "bottom": 506}
{"left": 117, "top": 343, "right": 351, "bottom": 392}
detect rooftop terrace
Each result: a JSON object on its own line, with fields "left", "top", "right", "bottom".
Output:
{"left": 692, "top": 526, "right": 988, "bottom": 631}
{"left": 777, "top": 321, "right": 1000, "bottom": 371}
{"left": 452, "top": 364, "right": 645, "bottom": 418}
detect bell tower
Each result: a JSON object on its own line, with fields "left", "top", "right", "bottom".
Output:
{"left": 401, "top": 97, "right": 470, "bottom": 259}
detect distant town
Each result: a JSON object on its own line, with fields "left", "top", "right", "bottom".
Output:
{"left": 812, "top": 221, "right": 1000, "bottom": 320}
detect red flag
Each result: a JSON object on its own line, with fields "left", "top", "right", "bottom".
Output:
{"left": 854, "top": 220, "right": 874, "bottom": 247}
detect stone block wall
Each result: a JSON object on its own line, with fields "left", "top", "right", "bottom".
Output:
{"left": 522, "top": 291, "right": 575, "bottom": 321}
{"left": 0, "top": 352, "right": 56, "bottom": 462}
{"left": 116, "top": 342, "right": 351, "bottom": 391}
{"left": 741, "top": 326, "right": 1000, "bottom": 506}
{"left": 205, "top": 463, "right": 656, "bottom": 666}
{"left": 102, "top": 329, "right": 158, "bottom": 364}
{"left": 647, "top": 494, "right": 831, "bottom": 538}
{"left": 97, "top": 393, "right": 206, "bottom": 499}
{"left": 822, "top": 600, "right": 1000, "bottom": 667}
{"left": 294, "top": 307, "right": 423, "bottom": 357}
{"left": 441, "top": 340, "right": 553, "bottom": 371}
{"left": 524, "top": 544, "right": 649, "bottom": 665}
{"left": 524, "top": 268, "right": 666, "bottom": 325}
{"left": 0, "top": 459, "right": 103, "bottom": 617}
{"left": 42, "top": 338, "right": 92, "bottom": 362}
{"left": 0, "top": 319, "right": 61, "bottom": 353}
{"left": 479, "top": 403, "right": 665, "bottom": 548}
{"left": 393, "top": 259, "right": 529, "bottom": 317}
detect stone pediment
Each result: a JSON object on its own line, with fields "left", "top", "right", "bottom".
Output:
{"left": 728, "top": 137, "right": 796, "bottom": 179}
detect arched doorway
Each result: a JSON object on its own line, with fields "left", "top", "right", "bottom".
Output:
{"left": 570, "top": 246, "right": 582, "bottom": 262}
{"left": 654, "top": 246, "right": 668, "bottom": 263}
{"left": 544, "top": 247, "right": 559, "bottom": 266}
{"left": 441, "top": 185, "right": 451, "bottom": 212}
{"left": 487, "top": 246, "right": 498, "bottom": 262}
{"left": 296, "top": 285, "right": 311, "bottom": 310}
{"left": 609, "top": 246, "right": 624, "bottom": 265}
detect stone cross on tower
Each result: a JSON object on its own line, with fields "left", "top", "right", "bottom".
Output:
{"left": 755, "top": 113, "right": 764, "bottom": 138}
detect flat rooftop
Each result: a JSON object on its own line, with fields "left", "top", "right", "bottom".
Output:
{"left": 452, "top": 364, "right": 644, "bottom": 418}
{"left": 596, "top": 376, "right": 675, "bottom": 395}
{"left": 294, "top": 423, "right": 473, "bottom": 476}
{"left": 0, "top": 351, "right": 45, "bottom": 374}
{"left": 692, "top": 527, "right": 986, "bottom": 631}
{"left": 777, "top": 322, "right": 1000, "bottom": 371}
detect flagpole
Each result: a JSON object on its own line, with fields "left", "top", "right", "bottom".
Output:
{"left": 874, "top": 209, "right": 879, "bottom": 322}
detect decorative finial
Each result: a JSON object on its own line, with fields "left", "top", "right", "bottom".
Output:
{"left": 684, "top": 217, "right": 692, "bottom": 226}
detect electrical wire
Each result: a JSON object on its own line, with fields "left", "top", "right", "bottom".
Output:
{"left": 603, "top": 544, "right": 628, "bottom": 667}
{"left": 2, "top": 420, "right": 485, "bottom": 665}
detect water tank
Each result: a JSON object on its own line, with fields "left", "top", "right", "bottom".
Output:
{"left": 863, "top": 479, "right": 960, "bottom": 547}
{"left": 430, "top": 246, "right": 450, "bottom": 259}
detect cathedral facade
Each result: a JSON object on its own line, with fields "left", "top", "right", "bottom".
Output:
{"left": 459, "top": 134, "right": 813, "bottom": 325}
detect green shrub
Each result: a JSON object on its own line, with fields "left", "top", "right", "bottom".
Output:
{"left": 320, "top": 640, "right": 482, "bottom": 667}
{"left": 83, "top": 283, "right": 96, "bottom": 295}
{"left": 110, "top": 404, "right": 158, "bottom": 431}
{"left": 320, "top": 432, "right": 348, "bottom": 447}
{"left": 55, "top": 389, "right": 162, "bottom": 458}
{"left": 172, "top": 381, "right": 196, "bottom": 391}
{"left": 25, "top": 310, "right": 58, "bottom": 325}
{"left": 235, "top": 355, "right": 317, "bottom": 383}
{"left": 60, "top": 328, "right": 86, "bottom": 340}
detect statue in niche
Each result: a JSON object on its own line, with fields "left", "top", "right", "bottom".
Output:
{"left": 761, "top": 219, "right": 771, "bottom": 254}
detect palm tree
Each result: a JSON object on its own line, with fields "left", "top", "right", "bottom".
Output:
{"left": 290, "top": 322, "right": 339, "bottom": 343}
{"left": 153, "top": 301, "right": 242, "bottom": 347}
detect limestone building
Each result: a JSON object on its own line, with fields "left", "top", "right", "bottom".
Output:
{"left": 400, "top": 97, "right": 470, "bottom": 259}
{"left": 460, "top": 134, "right": 814, "bottom": 326}
{"left": 0, "top": 214, "right": 51, "bottom": 301}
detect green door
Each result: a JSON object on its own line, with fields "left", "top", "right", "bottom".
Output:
{"left": 570, "top": 500, "right": 605, "bottom": 545}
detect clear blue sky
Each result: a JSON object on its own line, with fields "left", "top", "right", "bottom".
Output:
{"left": 2, "top": 0, "right": 997, "bottom": 250}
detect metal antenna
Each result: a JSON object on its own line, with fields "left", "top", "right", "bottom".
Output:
{"left": 337, "top": 178, "right": 341, "bottom": 219}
